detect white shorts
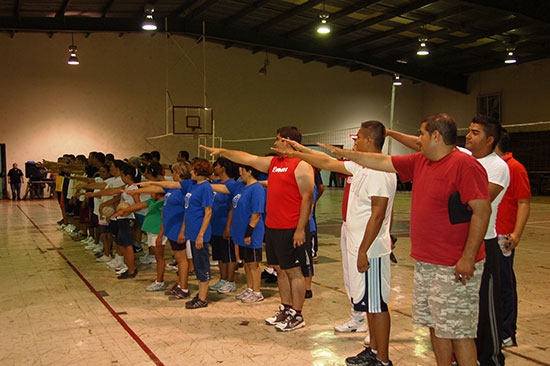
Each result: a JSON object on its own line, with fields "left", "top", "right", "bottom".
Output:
{"left": 146, "top": 233, "right": 167, "bottom": 247}
{"left": 345, "top": 251, "right": 391, "bottom": 314}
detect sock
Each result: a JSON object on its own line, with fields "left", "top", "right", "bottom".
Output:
{"left": 377, "top": 359, "right": 389, "bottom": 366}
{"left": 371, "top": 349, "right": 378, "bottom": 354}
{"left": 294, "top": 309, "right": 302, "bottom": 316}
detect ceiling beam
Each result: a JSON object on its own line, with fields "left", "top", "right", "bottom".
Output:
{"left": 55, "top": 0, "right": 71, "bottom": 19}
{"left": 341, "top": 5, "right": 469, "bottom": 51}
{"left": 460, "top": 0, "right": 550, "bottom": 26}
{"left": 330, "top": 0, "right": 437, "bottom": 41}
{"left": 182, "top": 0, "right": 221, "bottom": 22}
{"left": 170, "top": 0, "right": 201, "bottom": 18}
{"left": 254, "top": 0, "right": 323, "bottom": 33}
{"left": 221, "top": 0, "right": 271, "bottom": 26}
{"left": 283, "top": 0, "right": 379, "bottom": 39}
{"left": 102, "top": 0, "right": 116, "bottom": 18}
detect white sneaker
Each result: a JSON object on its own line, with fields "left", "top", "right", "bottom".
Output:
{"left": 84, "top": 242, "right": 97, "bottom": 250}
{"left": 115, "top": 265, "right": 128, "bottom": 275}
{"left": 146, "top": 281, "right": 166, "bottom": 292}
{"left": 92, "top": 244, "right": 103, "bottom": 253}
{"left": 96, "top": 255, "right": 112, "bottom": 262}
{"left": 210, "top": 279, "right": 226, "bottom": 291}
{"left": 241, "top": 291, "right": 264, "bottom": 303}
{"left": 235, "top": 288, "right": 253, "bottom": 300}
{"left": 140, "top": 254, "right": 156, "bottom": 264}
{"left": 217, "top": 281, "right": 236, "bottom": 294}
{"left": 334, "top": 317, "right": 368, "bottom": 333}
{"left": 64, "top": 224, "right": 76, "bottom": 232}
{"left": 108, "top": 255, "right": 124, "bottom": 269}
{"left": 57, "top": 224, "right": 66, "bottom": 230}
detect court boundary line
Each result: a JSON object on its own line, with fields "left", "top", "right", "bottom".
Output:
{"left": 16, "top": 205, "right": 165, "bottom": 366}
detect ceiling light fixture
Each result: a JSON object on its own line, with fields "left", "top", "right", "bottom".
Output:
{"left": 142, "top": 5, "right": 157, "bottom": 31}
{"left": 504, "top": 47, "right": 517, "bottom": 64}
{"left": 417, "top": 37, "right": 429, "bottom": 56}
{"left": 392, "top": 74, "right": 402, "bottom": 86}
{"left": 67, "top": 33, "right": 79, "bottom": 65}
{"left": 317, "top": 1, "right": 330, "bottom": 34}
{"left": 258, "top": 52, "right": 270, "bottom": 76}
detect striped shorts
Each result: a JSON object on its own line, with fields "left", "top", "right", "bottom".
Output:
{"left": 348, "top": 254, "right": 391, "bottom": 313}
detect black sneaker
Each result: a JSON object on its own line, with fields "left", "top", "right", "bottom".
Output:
{"left": 389, "top": 252, "right": 398, "bottom": 264}
{"left": 165, "top": 283, "right": 180, "bottom": 295}
{"left": 264, "top": 272, "right": 278, "bottom": 283}
{"left": 305, "top": 290, "right": 313, "bottom": 299}
{"left": 275, "top": 309, "right": 305, "bottom": 332}
{"left": 133, "top": 245, "right": 143, "bottom": 254}
{"left": 117, "top": 268, "right": 138, "bottom": 279}
{"left": 344, "top": 347, "right": 378, "bottom": 366}
{"left": 169, "top": 286, "right": 191, "bottom": 301}
{"left": 261, "top": 270, "right": 270, "bottom": 279}
{"left": 185, "top": 295, "right": 208, "bottom": 309}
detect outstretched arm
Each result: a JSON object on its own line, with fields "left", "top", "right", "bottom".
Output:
{"left": 200, "top": 145, "right": 272, "bottom": 173}
{"left": 271, "top": 144, "right": 349, "bottom": 175}
{"left": 139, "top": 180, "right": 181, "bottom": 189}
{"left": 386, "top": 129, "right": 420, "bottom": 151}
{"left": 211, "top": 184, "right": 230, "bottom": 194}
{"left": 122, "top": 186, "right": 165, "bottom": 195}
{"left": 317, "top": 143, "right": 397, "bottom": 173}
{"left": 111, "top": 201, "right": 148, "bottom": 219}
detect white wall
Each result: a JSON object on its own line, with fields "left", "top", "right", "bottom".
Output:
{"left": 0, "top": 32, "right": 423, "bottom": 174}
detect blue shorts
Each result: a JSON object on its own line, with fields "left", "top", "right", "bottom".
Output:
{"left": 190, "top": 241, "right": 211, "bottom": 283}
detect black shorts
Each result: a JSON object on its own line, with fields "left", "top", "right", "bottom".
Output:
{"left": 239, "top": 245, "right": 263, "bottom": 263}
{"left": 90, "top": 214, "right": 99, "bottom": 228}
{"left": 169, "top": 238, "right": 186, "bottom": 252}
{"left": 109, "top": 220, "right": 119, "bottom": 239}
{"left": 56, "top": 191, "right": 62, "bottom": 203}
{"left": 116, "top": 219, "right": 135, "bottom": 247}
{"left": 100, "top": 224, "right": 110, "bottom": 234}
{"left": 265, "top": 225, "right": 311, "bottom": 270}
{"left": 211, "top": 235, "right": 236, "bottom": 263}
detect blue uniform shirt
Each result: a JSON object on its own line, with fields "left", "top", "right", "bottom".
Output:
{"left": 211, "top": 179, "right": 239, "bottom": 236}
{"left": 230, "top": 182, "right": 266, "bottom": 248}
{"left": 182, "top": 180, "right": 213, "bottom": 242}
{"left": 162, "top": 188, "right": 186, "bottom": 242}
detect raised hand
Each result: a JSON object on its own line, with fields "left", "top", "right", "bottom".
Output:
{"left": 270, "top": 146, "right": 297, "bottom": 158}
{"left": 281, "top": 138, "right": 307, "bottom": 152}
{"left": 199, "top": 145, "right": 223, "bottom": 157}
{"left": 317, "top": 143, "right": 346, "bottom": 158}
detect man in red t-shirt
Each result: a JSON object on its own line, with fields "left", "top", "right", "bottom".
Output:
{"left": 495, "top": 129, "right": 531, "bottom": 347}
{"left": 318, "top": 113, "right": 491, "bottom": 366}
{"left": 201, "top": 126, "right": 314, "bottom": 332}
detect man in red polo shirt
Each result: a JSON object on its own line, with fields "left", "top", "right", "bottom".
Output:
{"left": 318, "top": 113, "right": 491, "bottom": 366}
{"left": 201, "top": 126, "right": 314, "bottom": 331}
{"left": 495, "top": 128, "right": 531, "bottom": 348}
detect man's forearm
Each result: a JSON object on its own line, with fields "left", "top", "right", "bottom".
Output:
{"left": 293, "top": 151, "right": 347, "bottom": 174}
{"left": 358, "top": 215, "right": 384, "bottom": 255}
{"left": 512, "top": 200, "right": 530, "bottom": 238}
{"left": 296, "top": 192, "right": 313, "bottom": 232}
{"left": 387, "top": 129, "right": 420, "bottom": 151}
{"left": 340, "top": 151, "right": 396, "bottom": 173}
{"left": 462, "top": 206, "right": 490, "bottom": 261}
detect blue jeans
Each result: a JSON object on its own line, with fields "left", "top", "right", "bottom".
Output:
{"left": 10, "top": 183, "right": 21, "bottom": 199}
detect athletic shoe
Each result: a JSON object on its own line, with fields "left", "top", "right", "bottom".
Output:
{"left": 241, "top": 292, "right": 264, "bottom": 303}
{"left": 146, "top": 281, "right": 166, "bottom": 292}
{"left": 57, "top": 219, "right": 64, "bottom": 225}
{"left": 169, "top": 286, "right": 191, "bottom": 300}
{"left": 389, "top": 252, "right": 398, "bottom": 264}
{"left": 115, "top": 265, "right": 128, "bottom": 275}
{"left": 334, "top": 317, "right": 368, "bottom": 333}
{"left": 502, "top": 337, "right": 516, "bottom": 348}
{"left": 107, "top": 255, "right": 124, "bottom": 269}
{"left": 133, "top": 245, "right": 143, "bottom": 254}
{"left": 275, "top": 309, "right": 305, "bottom": 332}
{"left": 64, "top": 224, "right": 76, "bottom": 232}
{"left": 261, "top": 270, "right": 270, "bottom": 279}
{"left": 96, "top": 255, "right": 112, "bottom": 262}
{"left": 185, "top": 295, "right": 208, "bottom": 309}
{"left": 305, "top": 290, "right": 313, "bottom": 299}
{"left": 209, "top": 279, "right": 226, "bottom": 291}
{"left": 57, "top": 224, "right": 66, "bottom": 230}
{"left": 344, "top": 347, "right": 378, "bottom": 366}
{"left": 165, "top": 283, "right": 180, "bottom": 295}
{"left": 264, "top": 272, "right": 278, "bottom": 283}
{"left": 235, "top": 288, "right": 253, "bottom": 300}
{"left": 217, "top": 281, "right": 236, "bottom": 294}
{"left": 166, "top": 260, "right": 178, "bottom": 271}
{"left": 81, "top": 236, "right": 92, "bottom": 243}
{"left": 265, "top": 305, "right": 290, "bottom": 326}
{"left": 84, "top": 242, "right": 97, "bottom": 250}
{"left": 140, "top": 254, "right": 156, "bottom": 264}
{"left": 117, "top": 269, "right": 138, "bottom": 279}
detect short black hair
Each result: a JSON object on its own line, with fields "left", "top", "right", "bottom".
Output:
{"left": 178, "top": 150, "right": 189, "bottom": 161}
{"left": 214, "top": 157, "right": 239, "bottom": 179}
{"left": 497, "top": 127, "right": 511, "bottom": 153}
{"left": 95, "top": 152, "right": 106, "bottom": 164}
{"left": 122, "top": 164, "right": 142, "bottom": 183}
{"left": 105, "top": 153, "right": 115, "bottom": 162}
{"left": 140, "top": 152, "right": 152, "bottom": 161}
{"left": 471, "top": 114, "right": 501, "bottom": 149}
{"left": 146, "top": 162, "right": 164, "bottom": 178}
{"left": 360, "top": 120, "right": 386, "bottom": 150}
{"left": 277, "top": 126, "right": 302, "bottom": 143}
{"left": 151, "top": 151, "right": 161, "bottom": 161}
{"left": 112, "top": 159, "right": 126, "bottom": 171}
{"left": 241, "top": 164, "right": 261, "bottom": 179}
{"left": 422, "top": 113, "right": 457, "bottom": 145}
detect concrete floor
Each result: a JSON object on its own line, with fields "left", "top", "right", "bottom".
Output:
{"left": 1, "top": 190, "right": 549, "bottom": 366}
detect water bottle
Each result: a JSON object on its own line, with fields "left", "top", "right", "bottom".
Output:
{"left": 498, "top": 234, "right": 512, "bottom": 257}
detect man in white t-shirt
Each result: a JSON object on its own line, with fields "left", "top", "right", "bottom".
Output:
{"left": 465, "top": 115, "right": 510, "bottom": 366}
{"left": 272, "top": 121, "right": 397, "bottom": 366}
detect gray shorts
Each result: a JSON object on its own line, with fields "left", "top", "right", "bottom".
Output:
{"left": 413, "top": 260, "right": 485, "bottom": 339}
